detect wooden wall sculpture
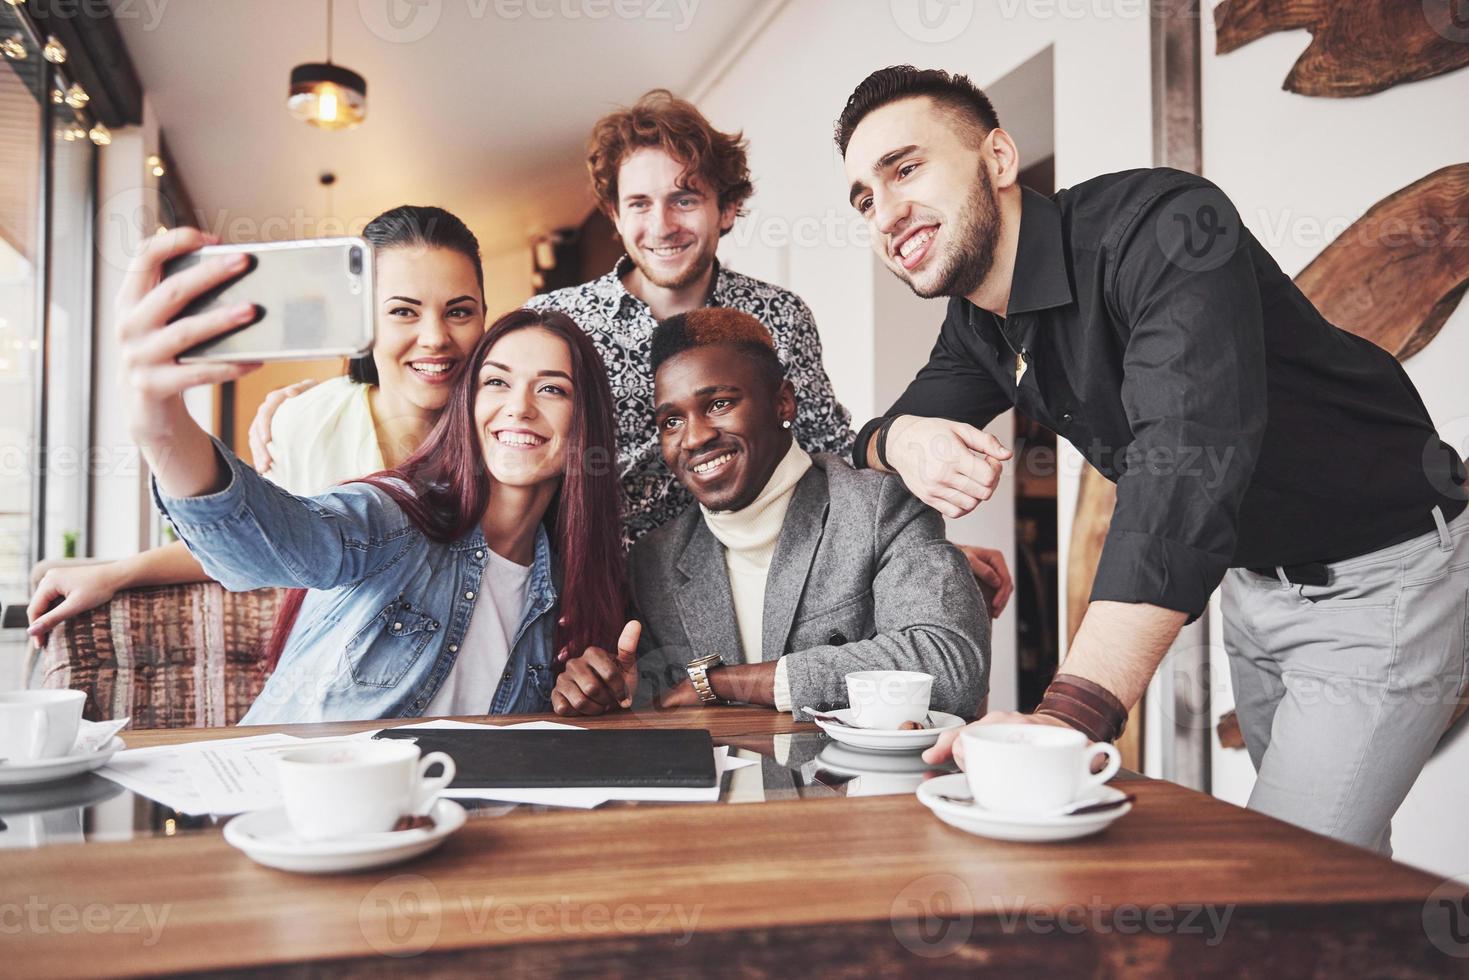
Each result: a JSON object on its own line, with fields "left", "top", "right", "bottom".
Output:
{"left": 1066, "top": 163, "right": 1469, "bottom": 751}
{"left": 1214, "top": 0, "right": 1469, "bottom": 97}
{"left": 1296, "top": 165, "right": 1469, "bottom": 357}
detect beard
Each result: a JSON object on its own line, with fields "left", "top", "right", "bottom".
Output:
{"left": 627, "top": 233, "right": 720, "bottom": 291}
{"left": 903, "top": 164, "right": 1001, "bottom": 300}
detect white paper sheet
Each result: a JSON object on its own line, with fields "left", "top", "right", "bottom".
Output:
{"left": 98, "top": 734, "right": 302, "bottom": 815}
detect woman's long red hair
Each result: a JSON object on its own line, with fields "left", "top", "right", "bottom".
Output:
{"left": 263, "top": 308, "right": 625, "bottom": 675}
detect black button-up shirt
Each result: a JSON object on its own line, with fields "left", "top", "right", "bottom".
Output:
{"left": 855, "top": 168, "right": 1466, "bottom": 618}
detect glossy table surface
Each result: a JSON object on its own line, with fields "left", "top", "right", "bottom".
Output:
{"left": 2, "top": 707, "right": 1462, "bottom": 978}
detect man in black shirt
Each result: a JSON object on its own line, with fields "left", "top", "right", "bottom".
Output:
{"left": 836, "top": 66, "right": 1467, "bottom": 852}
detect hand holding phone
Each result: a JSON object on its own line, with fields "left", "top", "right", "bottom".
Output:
{"left": 165, "top": 237, "right": 375, "bottom": 363}
{"left": 117, "top": 228, "right": 262, "bottom": 496}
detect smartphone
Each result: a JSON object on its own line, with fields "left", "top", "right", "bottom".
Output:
{"left": 168, "top": 237, "right": 374, "bottom": 363}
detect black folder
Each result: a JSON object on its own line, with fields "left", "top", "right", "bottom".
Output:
{"left": 373, "top": 728, "right": 717, "bottom": 789}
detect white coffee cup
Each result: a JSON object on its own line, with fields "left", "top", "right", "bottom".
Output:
{"left": 961, "top": 724, "right": 1121, "bottom": 816}
{"left": 275, "top": 741, "right": 456, "bottom": 841}
{"left": 845, "top": 670, "right": 933, "bottom": 730}
{"left": 0, "top": 690, "right": 86, "bottom": 762}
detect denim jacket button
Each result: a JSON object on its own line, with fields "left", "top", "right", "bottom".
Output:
{"left": 465, "top": 591, "right": 475, "bottom": 600}
{"left": 475, "top": 550, "right": 485, "bottom": 559}
{"left": 392, "top": 622, "right": 403, "bottom": 632}
{"left": 449, "top": 644, "right": 459, "bottom": 653}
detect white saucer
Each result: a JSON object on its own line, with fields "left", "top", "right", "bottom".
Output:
{"left": 916, "top": 774, "right": 1132, "bottom": 842}
{"left": 0, "top": 737, "right": 124, "bottom": 787}
{"left": 224, "top": 798, "right": 466, "bottom": 874}
{"left": 812, "top": 709, "right": 964, "bottom": 753}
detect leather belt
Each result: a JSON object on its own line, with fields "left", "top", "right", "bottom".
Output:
{"left": 1247, "top": 498, "right": 1465, "bottom": 588}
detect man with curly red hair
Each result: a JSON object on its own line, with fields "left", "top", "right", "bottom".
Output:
{"left": 526, "top": 90, "right": 856, "bottom": 546}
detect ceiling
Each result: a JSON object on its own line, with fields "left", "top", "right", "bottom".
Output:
{"left": 113, "top": 0, "right": 766, "bottom": 256}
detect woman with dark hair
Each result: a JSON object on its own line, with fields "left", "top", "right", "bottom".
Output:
{"left": 28, "top": 205, "right": 490, "bottom": 644}
{"left": 265, "top": 204, "right": 488, "bottom": 487}
{"left": 113, "top": 225, "right": 630, "bottom": 720}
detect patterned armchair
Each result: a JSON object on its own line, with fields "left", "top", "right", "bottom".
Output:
{"left": 33, "top": 582, "right": 281, "bottom": 729}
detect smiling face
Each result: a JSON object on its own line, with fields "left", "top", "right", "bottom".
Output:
{"left": 844, "top": 96, "right": 1003, "bottom": 299}
{"left": 654, "top": 344, "right": 796, "bottom": 513}
{"left": 473, "top": 326, "right": 576, "bottom": 489}
{"left": 613, "top": 147, "right": 736, "bottom": 292}
{"left": 372, "top": 246, "right": 485, "bottom": 414}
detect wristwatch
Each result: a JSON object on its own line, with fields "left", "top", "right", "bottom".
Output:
{"left": 685, "top": 653, "right": 726, "bottom": 705}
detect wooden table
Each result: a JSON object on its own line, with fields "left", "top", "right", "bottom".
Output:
{"left": 5, "top": 707, "right": 1464, "bottom": 977}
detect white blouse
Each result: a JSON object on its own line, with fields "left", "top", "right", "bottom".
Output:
{"left": 264, "top": 377, "right": 385, "bottom": 495}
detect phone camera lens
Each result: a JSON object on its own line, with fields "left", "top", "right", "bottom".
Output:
{"left": 349, "top": 246, "right": 363, "bottom": 275}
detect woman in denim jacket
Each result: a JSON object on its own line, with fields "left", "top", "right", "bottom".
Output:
{"left": 30, "top": 204, "right": 488, "bottom": 645}
{"left": 115, "top": 227, "right": 635, "bottom": 722}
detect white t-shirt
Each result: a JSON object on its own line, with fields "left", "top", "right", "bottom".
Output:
{"left": 423, "top": 550, "right": 532, "bottom": 717}
{"left": 264, "top": 377, "right": 385, "bottom": 495}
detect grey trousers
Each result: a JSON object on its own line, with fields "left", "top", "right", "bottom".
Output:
{"left": 1221, "top": 505, "right": 1469, "bottom": 854}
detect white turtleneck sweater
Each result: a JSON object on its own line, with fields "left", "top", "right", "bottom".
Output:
{"left": 700, "top": 439, "right": 812, "bottom": 712}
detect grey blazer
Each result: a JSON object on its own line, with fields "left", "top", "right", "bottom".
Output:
{"left": 628, "top": 454, "right": 989, "bottom": 718}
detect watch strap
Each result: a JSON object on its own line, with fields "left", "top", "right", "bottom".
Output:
{"left": 687, "top": 655, "right": 723, "bottom": 705}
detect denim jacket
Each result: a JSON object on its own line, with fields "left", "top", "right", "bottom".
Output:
{"left": 152, "top": 439, "right": 560, "bottom": 723}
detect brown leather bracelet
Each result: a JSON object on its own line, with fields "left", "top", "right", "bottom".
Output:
{"left": 1036, "top": 673, "right": 1128, "bottom": 742}
{"left": 1045, "top": 679, "right": 1127, "bottom": 741}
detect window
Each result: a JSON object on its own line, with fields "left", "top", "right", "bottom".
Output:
{"left": 0, "top": 6, "right": 45, "bottom": 684}
{"left": 0, "top": 2, "right": 100, "bottom": 687}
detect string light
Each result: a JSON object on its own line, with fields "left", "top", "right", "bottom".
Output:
{"left": 64, "top": 82, "right": 88, "bottom": 108}
{"left": 1, "top": 35, "right": 25, "bottom": 59}
{"left": 146, "top": 154, "right": 166, "bottom": 178}
{"left": 88, "top": 123, "right": 110, "bottom": 146}
{"left": 42, "top": 35, "right": 64, "bottom": 63}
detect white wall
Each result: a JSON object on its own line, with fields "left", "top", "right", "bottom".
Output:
{"left": 1200, "top": 2, "right": 1469, "bottom": 875}
{"left": 483, "top": 244, "right": 535, "bottom": 320}
{"left": 696, "top": 0, "right": 1153, "bottom": 711}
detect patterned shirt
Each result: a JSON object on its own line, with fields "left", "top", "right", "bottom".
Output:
{"left": 526, "top": 257, "right": 855, "bottom": 543}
